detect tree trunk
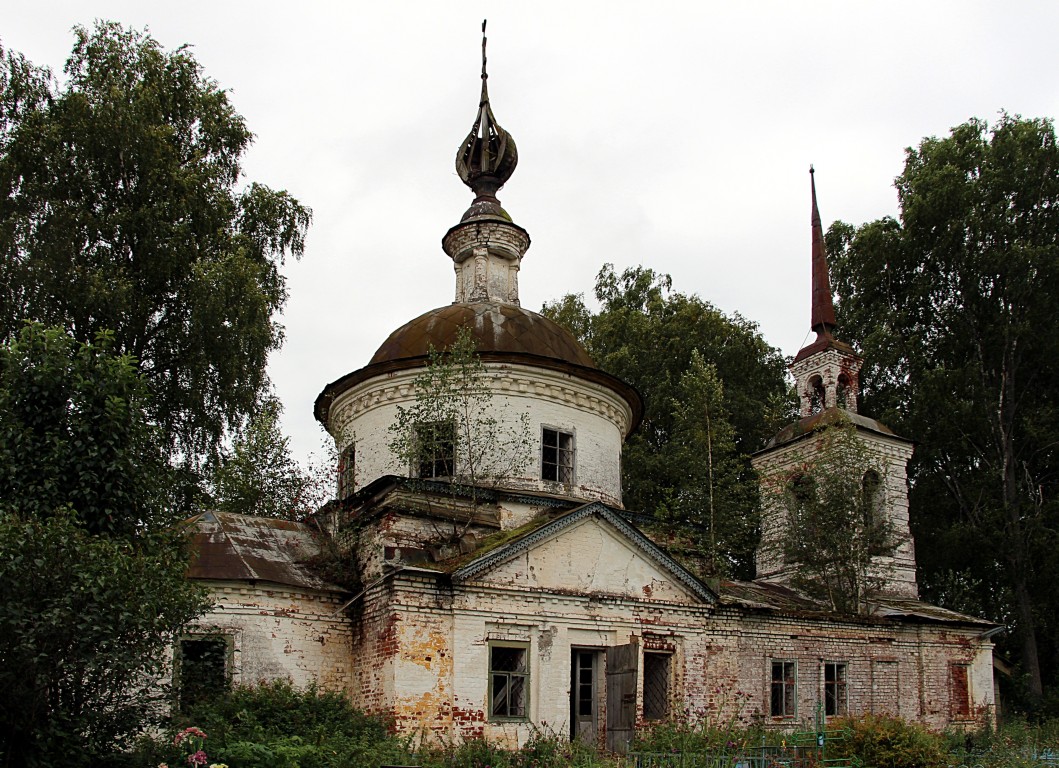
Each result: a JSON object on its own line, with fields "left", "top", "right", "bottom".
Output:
{"left": 999, "top": 361, "right": 1044, "bottom": 703}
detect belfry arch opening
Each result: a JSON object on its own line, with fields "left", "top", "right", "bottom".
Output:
{"left": 836, "top": 373, "right": 852, "bottom": 410}
{"left": 807, "top": 376, "right": 826, "bottom": 415}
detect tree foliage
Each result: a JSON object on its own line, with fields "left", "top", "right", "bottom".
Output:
{"left": 0, "top": 23, "right": 311, "bottom": 464}
{"left": 0, "top": 324, "right": 207, "bottom": 767}
{"left": 0, "top": 325, "right": 163, "bottom": 534}
{"left": 543, "top": 265, "right": 792, "bottom": 578}
{"left": 771, "top": 423, "right": 899, "bottom": 614}
{"left": 387, "top": 329, "right": 532, "bottom": 526}
{"left": 827, "top": 114, "right": 1059, "bottom": 705}
{"left": 210, "top": 396, "right": 314, "bottom": 520}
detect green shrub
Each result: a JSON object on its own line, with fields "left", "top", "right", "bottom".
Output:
{"left": 829, "top": 714, "right": 947, "bottom": 768}
{"left": 131, "top": 679, "right": 415, "bottom": 768}
{"left": 632, "top": 707, "right": 762, "bottom": 755}
{"left": 944, "top": 717, "right": 1059, "bottom": 768}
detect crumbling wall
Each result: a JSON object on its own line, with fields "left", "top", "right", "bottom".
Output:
{"left": 191, "top": 581, "right": 354, "bottom": 692}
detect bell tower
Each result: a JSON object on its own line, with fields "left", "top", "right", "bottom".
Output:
{"left": 752, "top": 169, "right": 918, "bottom": 600}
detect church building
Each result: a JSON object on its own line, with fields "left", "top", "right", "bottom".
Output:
{"left": 180, "top": 33, "right": 996, "bottom": 751}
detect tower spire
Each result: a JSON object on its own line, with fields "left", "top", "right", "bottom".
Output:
{"left": 810, "top": 166, "right": 837, "bottom": 338}
{"left": 791, "top": 168, "right": 862, "bottom": 416}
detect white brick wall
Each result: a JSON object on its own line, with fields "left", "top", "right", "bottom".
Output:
{"left": 189, "top": 581, "right": 353, "bottom": 691}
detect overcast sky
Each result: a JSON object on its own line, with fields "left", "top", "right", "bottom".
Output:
{"left": 7, "top": 2, "right": 1059, "bottom": 465}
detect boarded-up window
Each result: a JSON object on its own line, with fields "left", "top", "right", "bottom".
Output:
{"left": 871, "top": 660, "right": 899, "bottom": 715}
{"left": 489, "top": 644, "right": 528, "bottom": 719}
{"left": 771, "top": 660, "right": 797, "bottom": 717}
{"left": 824, "top": 662, "right": 848, "bottom": 716}
{"left": 643, "top": 653, "right": 670, "bottom": 720}
{"left": 178, "top": 636, "right": 229, "bottom": 711}
{"left": 950, "top": 663, "right": 971, "bottom": 719}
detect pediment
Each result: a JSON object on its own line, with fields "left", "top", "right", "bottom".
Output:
{"left": 452, "top": 503, "right": 714, "bottom": 604}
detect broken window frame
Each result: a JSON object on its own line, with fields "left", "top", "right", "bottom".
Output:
{"left": 175, "top": 634, "right": 232, "bottom": 712}
{"left": 337, "top": 443, "right": 356, "bottom": 499}
{"left": 824, "top": 661, "right": 848, "bottom": 717}
{"left": 488, "top": 642, "right": 529, "bottom": 721}
{"left": 415, "top": 420, "right": 456, "bottom": 479}
{"left": 770, "top": 660, "right": 797, "bottom": 718}
{"left": 541, "top": 426, "right": 575, "bottom": 484}
{"left": 642, "top": 652, "right": 671, "bottom": 721}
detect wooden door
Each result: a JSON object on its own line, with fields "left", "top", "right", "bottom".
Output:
{"left": 605, "top": 643, "right": 639, "bottom": 754}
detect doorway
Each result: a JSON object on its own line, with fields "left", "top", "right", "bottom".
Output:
{"left": 570, "top": 649, "right": 601, "bottom": 745}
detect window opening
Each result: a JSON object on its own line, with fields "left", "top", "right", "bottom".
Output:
{"left": 416, "top": 421, "right": 455, "bottom": 479}
{"left": 490, "top": 644, "right": 528, "bottom": 719}
{"left": 861, "top": 470, "right": 883, "bottom": 528}
{"left": 178, "top": 636, "right": 229, "bottom": 712}
{"left": 824, "top": 662, "right": 848, "bottom": 716}
{"left": 808, "top": 376, "right": 826, "bottom": 414}
{"left": 771, "top": 660, "right": 797, "bottom": 717}
{"left": 789, "top": 474, "right": 816, "bottom": 524}
{"left": 542, "top": 428, "right": 574, "bottom": 483}
{"left": 338, "top": 444, "right": 356, "bottom": 499}
{"left": 643, "top": 653, "right": 670, "bottom": 720}
{"left": 836, "top": 373, "right": 852, "bottom": 410}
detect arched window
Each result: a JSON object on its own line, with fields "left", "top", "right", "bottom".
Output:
{"left": 808, "top": 376, "right": 826, "bottom": 415}
{"left": 860, "top": 469, "right": 883, "bottom": 528}
{"left": 836, "top": 373, "right": 852, "bottom": 410}
{"left": 788, "top": 473, "right": 816, "bottom": 523}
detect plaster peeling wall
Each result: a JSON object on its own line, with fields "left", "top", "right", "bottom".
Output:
{"left": 486, "top": 516, "right": 698, "bottom": 603}
{"left": 192, "top": 581, "right": 353, "bottom": 691}
{"left": 350, "top": 571, "right": 994, "bottom": 747}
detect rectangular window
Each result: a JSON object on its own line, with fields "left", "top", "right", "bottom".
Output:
{"left": 489, "top": 644, "right": 529, "bottom": 720}
{"left": 542, "top": 428, "right": 574, "bottom": 483}
{"left": 643, "top": 652, "right": 671, "bottom": 720}
{"left": 824, "top": 662, "right": 848, "bottom": 716}
{"left": 950, "top": 663, "right": 971, "bottom": 719}
{"left": 770, "top": 660, "right": 797, "bottom": 718}
{"left": 337, "top": 444, "right": 355, "bottom": 499}
{"left": 178, "top": 636, "right": 230, "bottom": 712}
{"left": 416, "top": 421, "right": 455, "bottom": 479}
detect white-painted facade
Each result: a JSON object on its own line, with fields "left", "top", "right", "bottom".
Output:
{"left": 328, "top": 361, "right": 632, "bottom": 507}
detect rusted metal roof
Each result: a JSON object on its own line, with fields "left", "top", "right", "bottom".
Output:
{"left": 719, "top": 578, "right": 995, "bottom": 627}
{"left": 791, "top": 333, "right": 860, "bottom": 364}
{"left": 186, "top": 511, "right": 343, "bottom": 593}
{"left": 315, "top": 302, "right": 644, "bottom": 433}
{"left": 370, "top": 302, "right": 595, "bottom": 367}
{"left": 758, "top": 406, "right": 909, "bottom": 452}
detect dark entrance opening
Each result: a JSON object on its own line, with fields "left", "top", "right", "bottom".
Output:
{"left": 570, "top": 649, "right": 599, "bottom": 745}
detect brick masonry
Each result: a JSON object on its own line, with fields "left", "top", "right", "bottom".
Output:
{"left": 334, "top": 515, "right": 994, "bottom": 746}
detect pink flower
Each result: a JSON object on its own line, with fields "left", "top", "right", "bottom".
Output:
{"left": 188, "top": 750, "right": 209, "bottom": 767}
{"left": 175, "top": 726, "right": 207, "bottom": 743}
